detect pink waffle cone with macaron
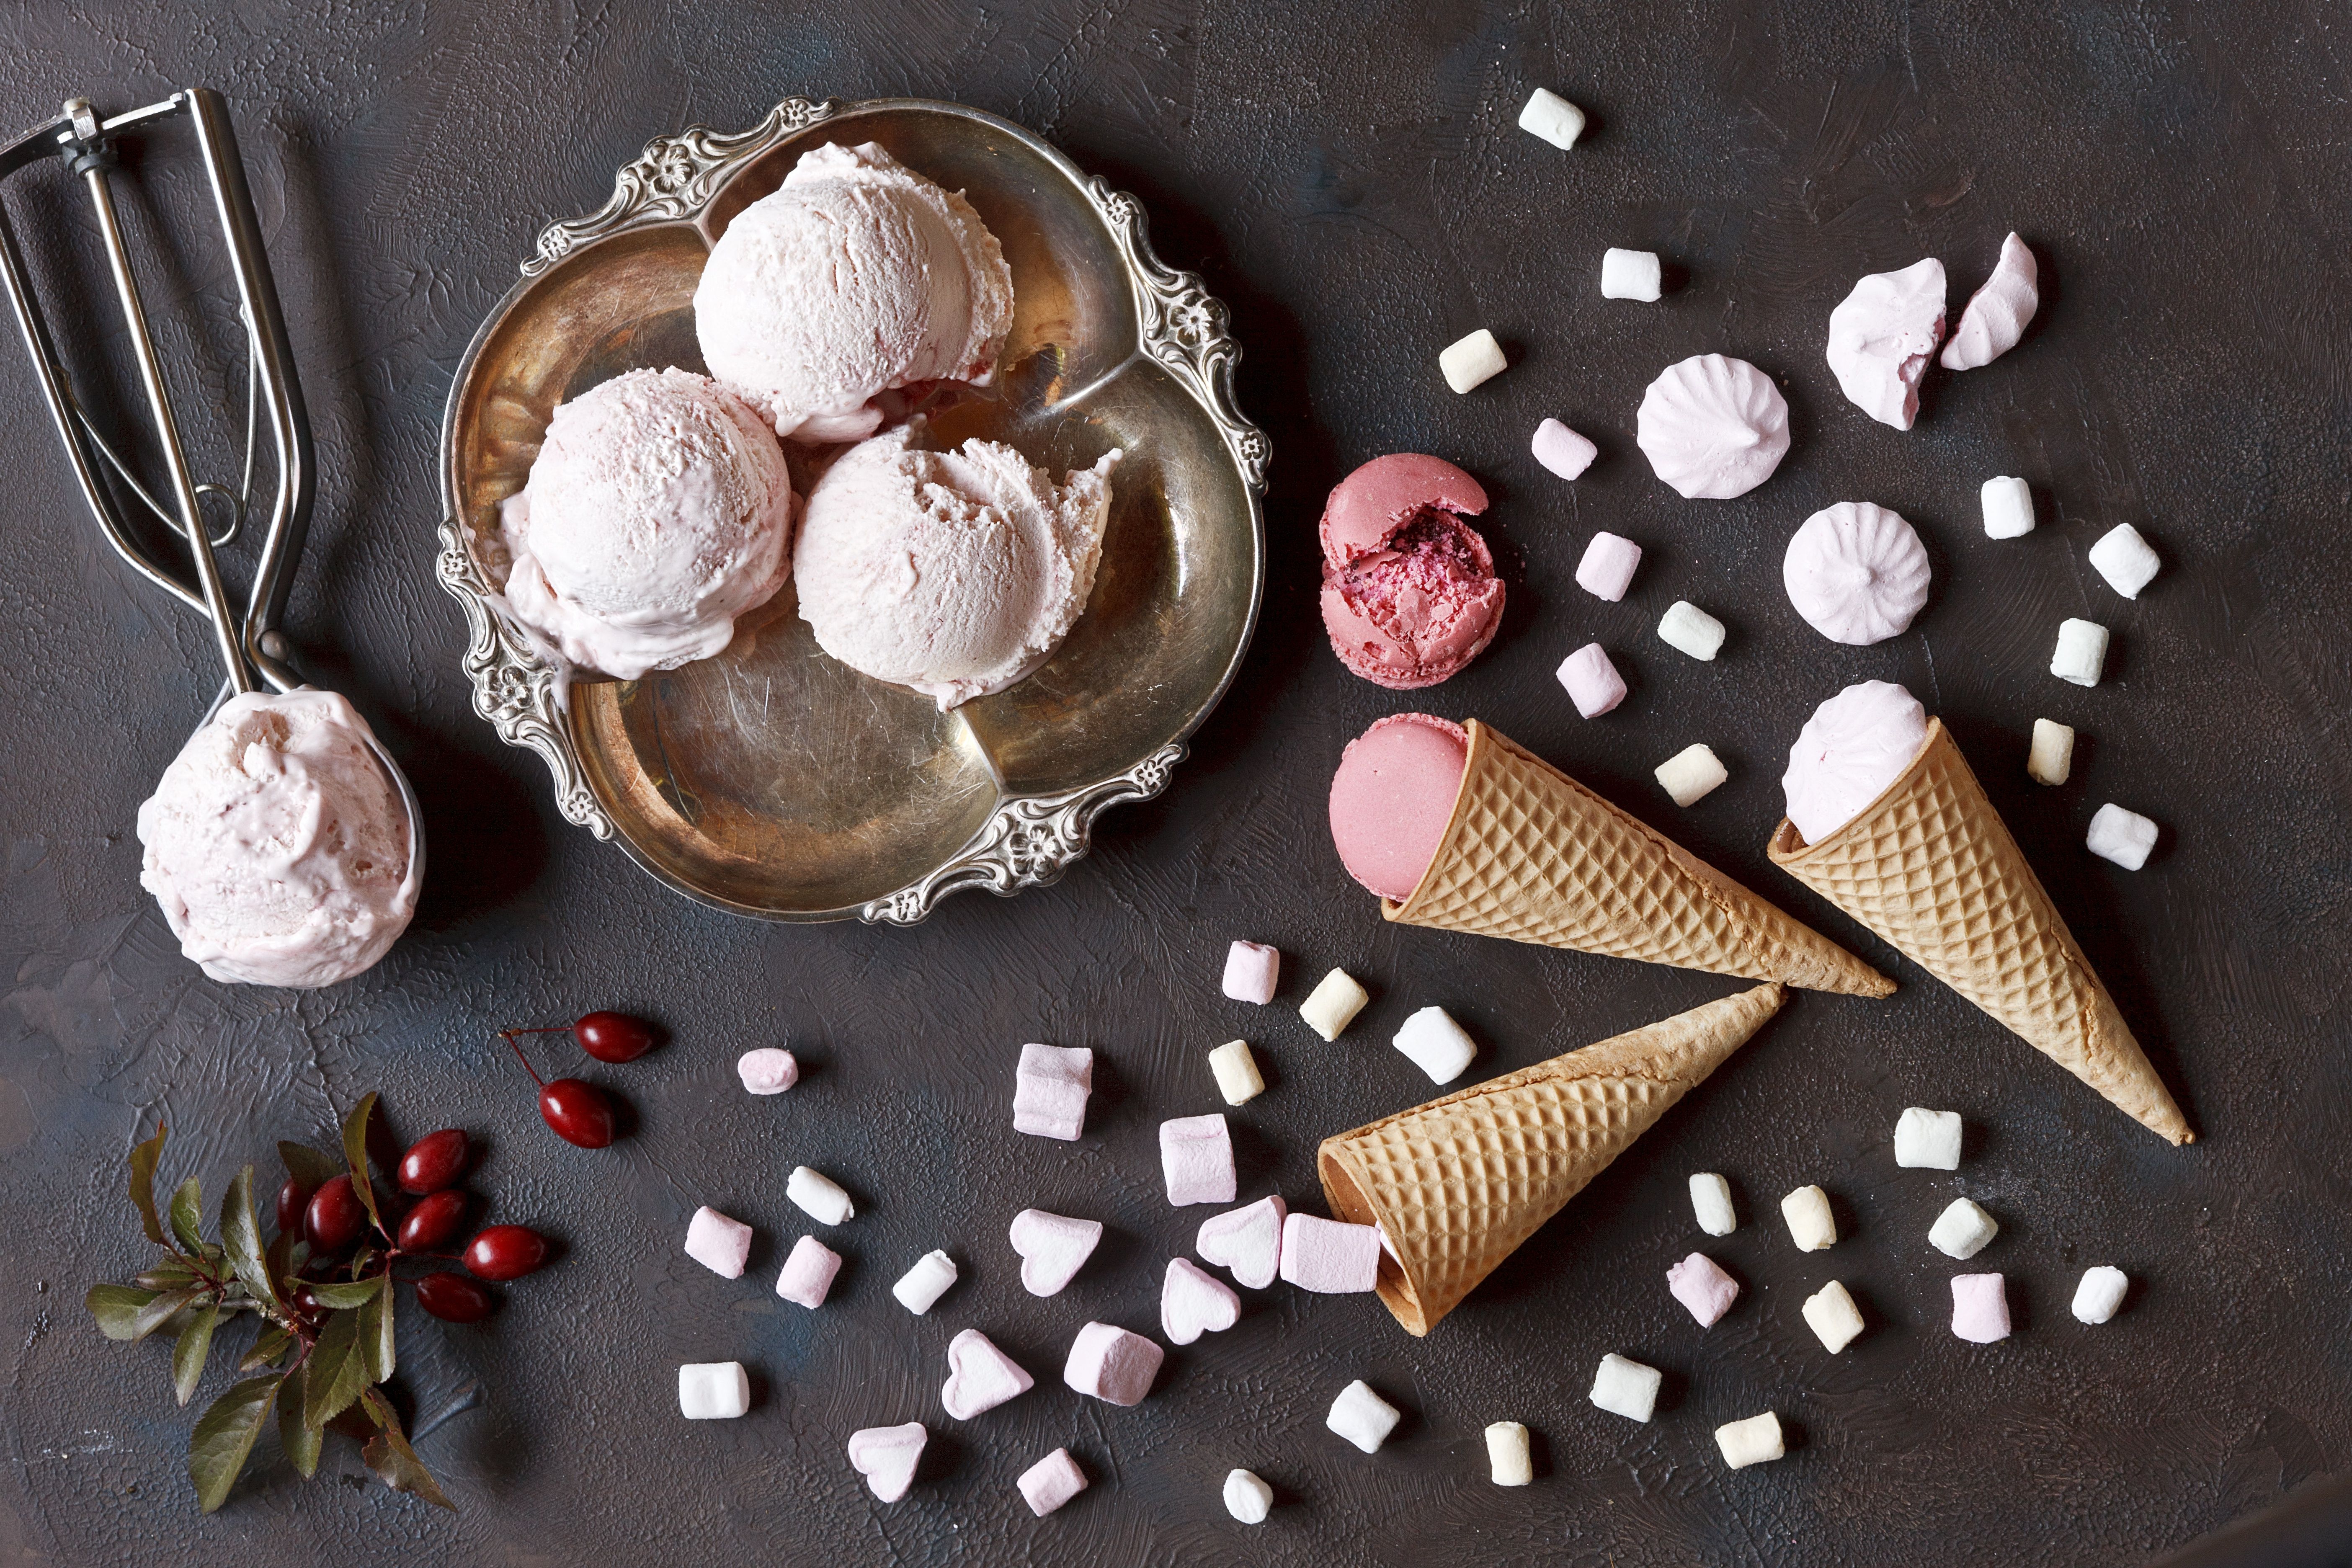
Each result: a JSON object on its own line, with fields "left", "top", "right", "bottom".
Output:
{"left": 1330, "top": 713, "right": 1890, "bottom": 995}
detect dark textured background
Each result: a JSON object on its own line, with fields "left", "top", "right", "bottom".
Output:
{"left": 1, "top": 3, "right": 2347, "bottom": 1564}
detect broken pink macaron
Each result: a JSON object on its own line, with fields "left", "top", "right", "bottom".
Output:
{"left": 1531, "top": 417, "right": 1598, "bottom": 480}
{"left": 736, "top": 1047, "right": 798, "bottom": 1094}
{"left": 1008, "top": 1208, "right": 1103, "bottom": 1297}
{"left": 1781, "top": 680, "right": 1929, "bottom": 846}
{"left": 1197, "top": 1194, "right": 1287, "bottom": 1289}
{"left": 941, "top": 1328, "right": 1035, "bottom": 1419}
{"left": 1942, "top": 233, "right": 2038, "bottom": 371}
{"left": 776, "top": 1234, "right": 842, "bottom": 1308}
{"left": 1827, "top": 259, "right": 1947, "bottom": 429}
{"left": 684, "top": 1206, "right": 753, "bottom": 1279}
{"left": 1064, "top": 1321, "right": 1164, "bottom": 1406}
{"left": 1017, "top": 1449, "right": 1088, "bottom": 1517}
{"left": 1279, "top": 1212, "right": 1381, "bottom": 1293}
{"left": 846, "top": 1422, "right": 927, "bottom": 1501}
{"left": 1318, "top": 453, "right": 1506, "bottom": 690}
{"left": 1161, "top": 1113, "right": 1236, "bottom": 1206}
{"left": 1668, "top": 1251, "right": 1740, "bottom": 1326}
{"left": 1161, "top": 1257, "right": 1242, "bottom": 1345}
{"left": 1635, "top": 354, "right": 1791, "bottom": 499}
{"left": 1782, "top": 502, "right": 1931, "bottom": 646}
{"left": 1012, "top": 1042, "right": 1092, "bottom": 1140}
{"left": 1328, "top": 712, "right": 1467, "bottom": 903}
{"left": 1952, "top": 1272, "right": 2012, "bottom": 1343}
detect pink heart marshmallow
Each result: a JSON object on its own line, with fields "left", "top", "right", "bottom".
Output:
{"left": 1196, "top": 1195, "right": 1286, "bottom": 1289}
{"left": 1008, "top": 1208, "right": 1103, "bottom": 1297}
{"left": 846, "top": 1421, "right": 926, "bottom": 1502}
{"left": 1160, "top": 1257, "right": 1241, "bottom": 1346}
{"left": 940, "top": 1328, "right": 1034, "bottom": 1420}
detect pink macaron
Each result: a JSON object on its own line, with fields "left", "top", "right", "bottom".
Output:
{"left": 1318, "top": 454, "right": 1505, "bottom": 690}
{"left": 1328, "top": 712, "right": 1469, "bottom": 902}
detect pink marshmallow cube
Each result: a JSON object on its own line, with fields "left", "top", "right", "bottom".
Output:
{"left": 1279, "top": 1212, "right": 1381, "bottom": 1293}
{"left": 1532, "top": 417, "right": 1599, "bottom": 480}
{"left": 1952, "top": 1272, "right": 2011, "bottom": 1343}
{"left": 1222, "top": 940, "right": 1281, "bottom": 1004}
{"left": 1667, "top": 1251, "right": 1740, "bottom": 1326}
{"left": 736, "top": 1047, "right": 798, "bottom": 1094}
{"left": 1063, "top": 1321, "right": 1164, "bottom": 1406}
{"left": 1160, "top": 1114, "right": 1236, "bottom": 1206}
{"left": 1013, "top": 1042, "right": 1093, "bottom": 1141}
{"left": 1556, "top": 642, "right": 1627, "bottom": 718}
{"left": 1575, "top": 531, "right": 1643, "bottom": 602}
{"left": 1017, "top": 1448, "right": 1088, "bottom": 1518}
{"left": 775, "top": 1234, "right": 842, "bottom": 1308}
{"left": 683, "top": 1206, "right": 753, "bottom": 1279}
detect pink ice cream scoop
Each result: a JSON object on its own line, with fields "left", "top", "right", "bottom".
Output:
{"left": 1781, "top": 681, "right": 1930, "bottom": 846}
{"left": 1782, "top": 501, "right": 1932, "bottom": 646}
{"left": 1327, "top": 712, "right": 1468, "bottom": 902}
{"left": 1941, "top": 232, "right": 2039, "bottom": 371}
{"left": 1318, "top": 454, "right": 1505, "bottom": 689}
{"left": 1635, "top": 354, "right": 1791, "bottom": 500}
{"left": 1826, "top": 259, "right": 1947, "bottom": 429}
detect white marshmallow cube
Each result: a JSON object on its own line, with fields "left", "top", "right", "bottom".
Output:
{"left": 1300, "top": 968, "right": 1369, "bottom": 1040}
{"left": 1894, "top": 1106, "right": 1963, "bottom": 1170}
{"left": 1224, "top": 1467, "right": 1274, "bottom": 1523}
{"left": 1715, "top": 1411, "right": 1785, "bottom": 1469}
{"left": 1689, "top": 1172, "right": 1736, "bottom": 1236}
{"left": 1802, "top": 1279, "right": 1865, "bottom": 1353}
{"left": 678, "top": 1361, "right": 750, "bottom": 1420}
{"left": 1557, "top": 642, "right": 1628, "bottom": 719}
{"left": 1587, "top": 1354, "right": 1661, "bottom": 1422}
{"left": 683, "top": 1205, "right": 753, "bottom": 1279}
{"left": 2072, "top": 1265, "right": 2130, "bottom": 1324}
{"left": 1601, "top": 247, "right": 1663, "bottom": 301}
{"left": 1781, "top": 1185, "right": 1836, "bottom": 1251}
{"left": 1655, "top": 744, "right": 1728, "bottom": 807}
{"left": 1391, "top": 1006, "right": 1477, "bottom": 1083}
{"left": 2088, "top": 803, "right": 2159, "bottom": 869}
{"left": 1575, "top": 531, "right": 1643, "bottom": 601}
{"left": 1486, "top": 1421, "right": 1533, "bottom": 1485}
{"left": 1517, "top": 87, "right": 1585, "bottom": 149}
{"left": 1326, "top": 1379, "right": 1403, "bottom": 1453}
{"left": 2027, "top": 719, "right": 2075, "bottom": 786}
{"left": 2051, "top": 618, "right": 2110, "bottom": 686}
{"left": 1929, "top": 1197, "right": 2000, "bottom": 1260}
{"left": 1658, "top": 600, "right": 1727, "bottom": 660}
{"left": 1222, "top": 940, "right": 1280, "bottom": 1004}
{"left": 1208, "top": 1039, "right": 1264, "bottom": 1105}
{"left": 1982, "top": 476, "right": 2035, "bottom": 538}
{"left": 2088, "top": 523, "right": 2161, "bottom": 598}
{"left": 1440, "top": 329, "right": 1507, "bottom": 393}
{"left": 891, "top": 1249, "right": 959, "bottom": 1315}
{"left": 787, "top": 1166, "right": 854, "bottom": 1225}
{"left": 736, "top": 1047, "right": 798, "bottom": 1094}
{"left": 1533, "top": 418, "right": 1599, "bottom": 480}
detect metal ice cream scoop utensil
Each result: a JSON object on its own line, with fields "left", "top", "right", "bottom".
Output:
{"left": 0, "top": 88, "right": 422, "bottom": 870}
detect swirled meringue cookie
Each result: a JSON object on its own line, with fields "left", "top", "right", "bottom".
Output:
{"left": 1826, "top": 259, "right": 1945, "bottom": 429}
{"left": 1941, "top": 233, "right": 2039, "bottom": 371}
{"left": 1782, "top": 502, "right": 1931, "bottom": 645}
{"left": 1634, "top": 354, "right": 1790, "bottom": 500}
{"left": 1781, "top": 681, "right": 1930, "bottom": 845}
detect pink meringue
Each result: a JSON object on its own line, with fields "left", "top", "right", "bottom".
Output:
{"left": 1781, "top": 681, "right": 1929, "bottom": 846}
{"left": 1826, "top": 259, "right": 1946, "bottom": 429}
{"left": 1635, "top": 354, "right": 1790, "bottom": 500}
{"left": 1941, "top": 233, "right": 2039, "bottom": 371}
{"left": 1782, "top": 502, "right": 1931, "bottom": 646}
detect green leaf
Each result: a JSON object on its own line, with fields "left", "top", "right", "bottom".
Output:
{"left": 86, "top": 1283, "right": 160, "bottom": 1341}
{"left": 188, "top": 1374, "right": 279, "bottom": 1513}
{"left": 238, "top": 1323, "right": 294, "bottom": 1372}
{"left": 277, "top": 1363, "right": 321, "bottom": 1478}
{"left": 277, "top": 1140, "right": 341, "bottom": 1194}
{"left": 306, "top": 1277, "right": 382, "bottom": 1311}
{"left": 171, "top": 1301, "right": 220, "bottom": 1406}
{"left": 168, "top": 1176, "right": 204, "bottom": 1254}
{"left": 358, "top": 1274, "right": 395, "bottom": 1385}
{"left": 218, "top": 1165, "right": 281, "bottom": 1313}
{"left": 135, "top": 1259, "right": 200, "bottom": 1291}
{"left": 358, "top": 1387, "right": 454, "bottom": 1511}
{"left": 264, "top": 1226, "right": 299, "bottom": 1304}
{"left": 302, "top": 1308, "right": 369, "bottom": 1430}
{"left": 340, "top": 1093, "right": 384, "bottom": 1237}
{"left": 128, "top": 1123, "right": 168, "bottom": 1246}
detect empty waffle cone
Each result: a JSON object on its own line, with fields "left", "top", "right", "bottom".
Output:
{"left": 1319, "top": 983, "right": 1785, "bottom": 1336}
{"left": 1384, "top": 720, "right": 1892, "bottom": 997}
{"left": 1767, "top": 719, "right": 2190, "bottom": 1144}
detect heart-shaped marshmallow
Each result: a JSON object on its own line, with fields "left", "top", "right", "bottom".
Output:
{"left": 846, "top": 1421, "right": 926, "bottom": 1502}
{"left": 1196, "top": 1194, "right": 1286, "bottom": 1289}
{"left": 1161, "top": 1257, "right": 1240, "bottom": 1345}
{"left": 1008, "top": 1208, "right": 1103, "bottom": 1297}
{"left": 940, "top": 1328, "right": 1034, "bottom": 1420}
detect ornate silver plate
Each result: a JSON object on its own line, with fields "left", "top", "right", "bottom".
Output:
{"left": 436, "top": 97, "right": 1266, "bottom": 922}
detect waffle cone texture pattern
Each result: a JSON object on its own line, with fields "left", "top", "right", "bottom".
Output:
{"left": 1318, "top": 984, "right": 1785, "bottom": 1336}
{"left": 1382, "top": 720, "right": 1892, "bottom": 997}
{"left": 1767, "top": 719, "right": 2190, "bottom": 1144}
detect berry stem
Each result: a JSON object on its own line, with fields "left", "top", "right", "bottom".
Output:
{"left": 500, "top": 1029, "right": 546, "bottom": 1088}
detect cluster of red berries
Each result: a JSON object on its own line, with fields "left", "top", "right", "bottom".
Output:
{"left": 500, "top": 1010, "right": 658, "bottom": 1148}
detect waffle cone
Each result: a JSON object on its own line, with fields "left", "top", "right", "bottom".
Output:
{"left": 1318, "top": 983, "right": 1785, "bottom": 1336}
{"left": 1383, "top": 721, "right": 1892, "bottom": 997}
{"left": 1767, "top": 719, "right": 2190, "bottom": 1144}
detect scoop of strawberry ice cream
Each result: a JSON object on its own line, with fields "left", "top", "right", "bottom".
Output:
{"left": 1318, "top": 454, "right": 1504, "bottom": 690}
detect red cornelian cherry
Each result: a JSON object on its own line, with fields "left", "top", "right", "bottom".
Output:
{"left": 414, "top": 1271, "right": 493, "bottom": 1323}
{"left": 397, "top": 1129, "right": 470, "bottom": 1194}
{"left": 304, "top": 1174, "right": 369, "bottom": 1252}
{"left": 464, "top": 1225, "right": 549, "bottom": 1282}
{"left": 502, "top": 1030, "right": 619, "bottom": 1148}
{"left": 276, "top": 1177, "right": 313, "bottom": 1236}
{"left": 397, "top": 1189, "right": 469, "bottom": 1253}
{"left": 574, "top": 1011, "right": 656, "bottom": 1063}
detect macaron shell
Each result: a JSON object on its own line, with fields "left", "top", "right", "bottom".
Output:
{"left": 1319, "top": 453, "right": 1489, "bottom": 566}
{"left": 1320, "top": 500, "right": 1505, "bottom": 690}
{"left": 1329, "top": 713, "right": 1470, "bottom": 901}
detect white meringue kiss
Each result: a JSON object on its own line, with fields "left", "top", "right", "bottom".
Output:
{"left": 1783, "top": 502, "right": 1932, "bottom": 646}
